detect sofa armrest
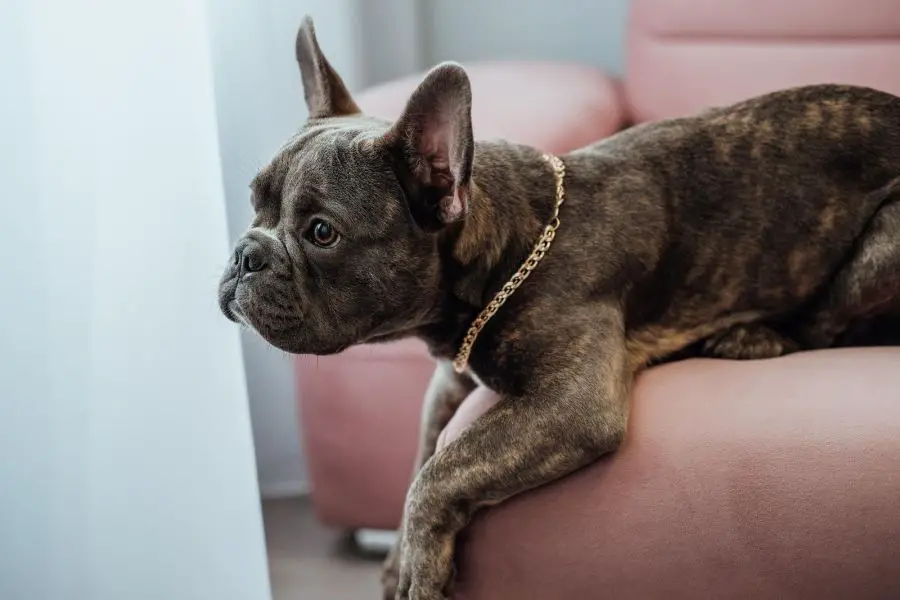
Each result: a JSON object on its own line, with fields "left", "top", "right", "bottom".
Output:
{"left": 441, "top": 348, "right": 900, "bottom": 599}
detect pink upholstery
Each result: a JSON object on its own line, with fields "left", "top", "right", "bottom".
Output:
{"left": 625, "top": 0, "right": 900, "bottom": 122}
{"left": 296, "top": 339, "right": 435, "bottom": 529}
{"left": 445, "top": 349, "right": 900, "bottom": 599}
{"left": 357, "top": 61, "right": 625, "bottom": 154}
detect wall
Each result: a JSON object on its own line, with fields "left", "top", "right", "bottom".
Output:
{"left": 0, "top": 0, "right": 271, "bottom": 598}
{"left": 211, "top": 0, "right": 631, "bottom": 496}
{"left": 421, "top": 0, "right": 630, "bottom": 75}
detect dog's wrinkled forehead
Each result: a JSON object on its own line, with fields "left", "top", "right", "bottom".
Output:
{"left": 252, "top": 118, "right": 399, "bottom": 225}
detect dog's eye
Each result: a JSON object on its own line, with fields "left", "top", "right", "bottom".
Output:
{"left": 307, "top": 218, "right": 340, "bottom": 248}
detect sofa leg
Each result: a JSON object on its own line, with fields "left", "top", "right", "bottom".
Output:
{"left": 352, "top": 528, "right": 399, "bottom": 555}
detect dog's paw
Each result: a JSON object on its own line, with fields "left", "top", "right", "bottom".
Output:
{"left": 392, "top": 529, "right": 454, "bottom": 600}
{"left": 392, "top": 560, "right": 450, "bottom": 600}
{"left": 702, "top": 324, "right": 798, "bottom": 360}
{"left": 395, "top": 564, "right": 456, "bottom": 600}
{"left": 402, "top": 586, "right": 447, "bottom": 600}
{"left": 396, "top": 578, "right": 447, "bottom": 600}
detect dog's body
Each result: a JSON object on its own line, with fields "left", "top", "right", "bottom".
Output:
{"left": 218, "top": 17, "right": 900, "bottom": 600}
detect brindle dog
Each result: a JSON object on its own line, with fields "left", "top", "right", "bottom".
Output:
{"left": 218, "top": 16, "right": 900, "bottom": 600}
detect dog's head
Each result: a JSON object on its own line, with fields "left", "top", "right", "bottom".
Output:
{"left": 218, "top": 16, "right": 475, "bottom": 354}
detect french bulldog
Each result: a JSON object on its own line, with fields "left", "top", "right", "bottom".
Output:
{"left": 218, "top": 16, "right": 900, "bottom": 600}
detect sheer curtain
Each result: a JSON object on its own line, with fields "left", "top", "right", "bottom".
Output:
{"left": 1, "top": 0, "right": 270, "bottom": 598}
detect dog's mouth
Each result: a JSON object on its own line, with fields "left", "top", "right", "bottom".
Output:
{"left": 219, "top": 276, "right": 311, "bottom": 350}
{"left": 226, "top": 299, "right": 253, "bottom": 329}
{"left": 217, "top": 269, "right": 357, "bottom": 356}
{"left": 218, "top": 276, "right": 258, "bottom": 331}
{"left": 217, "top": 277, "right": 241, "bottom": 322}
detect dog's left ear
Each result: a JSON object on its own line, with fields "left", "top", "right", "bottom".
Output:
{"left": 295, "top": 16, "right": 361, "bottom": 118}
{"left": 382, "top": 62, "right": 474, "bottom": 230}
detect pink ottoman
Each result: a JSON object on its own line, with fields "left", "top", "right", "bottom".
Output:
{"left": 296, "top": 62, "right": 626, "bottom": 532}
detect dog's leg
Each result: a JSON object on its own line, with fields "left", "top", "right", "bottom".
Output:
{"left": 797, "top": 198, "right": 900, "bottom": 348}
{"left": 382, "top": 360, "right": 476, "bottom": 600}
{"left": 700, "top": 323, "right": 800, "bottom": 360}
{"left": 395, "top": 304, "right": 630, "bottom": 600}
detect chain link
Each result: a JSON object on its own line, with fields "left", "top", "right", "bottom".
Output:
{"left": 452, "top": 153, "right": 566, "bottom": 373}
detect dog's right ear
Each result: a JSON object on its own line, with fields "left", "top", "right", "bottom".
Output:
{"left": 380, "top": 62, "right": 474, "bottom": 231}
{"left": 295, "top": 16, "right": 361, "bottom": 119}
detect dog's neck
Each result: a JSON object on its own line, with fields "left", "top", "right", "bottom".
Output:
{"left": 418, "top": 140, "right": 562, "bottom": 358}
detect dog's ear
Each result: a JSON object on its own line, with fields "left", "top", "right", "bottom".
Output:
{"left": 295, "top": 16, "right": 361, "bottom": 118}
{"left": 382, "top": 62, "right": 474, "bottom": 230}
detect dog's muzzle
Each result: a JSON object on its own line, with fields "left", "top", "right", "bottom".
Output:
{"left": 218, "top": 236, "right": 269, "bottom": 324}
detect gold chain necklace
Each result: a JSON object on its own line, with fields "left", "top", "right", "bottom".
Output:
{"left": 452, "top": 153, "right": 567, "bottom": 374}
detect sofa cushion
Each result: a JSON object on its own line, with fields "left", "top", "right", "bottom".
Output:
{"left": 439, "top": 348, "right": 900, "bottom": 599}
{"left": 357, "top": 61, "right": 625, "bottom": 154}
{"left": 295, "top": 340, "right": 436, "bottom": 529}
{"left": 625, "top": 0, "right": 900, "bottom": 122}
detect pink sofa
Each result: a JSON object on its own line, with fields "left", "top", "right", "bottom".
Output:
{"left": 297, "top": 0, "right": 900, "bottom": 596}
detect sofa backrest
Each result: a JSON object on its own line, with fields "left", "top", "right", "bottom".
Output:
{"left": 623, "top": 0, "right": 900, "bottom": 122}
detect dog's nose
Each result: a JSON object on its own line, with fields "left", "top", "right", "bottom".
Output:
{"left": 234, "top": 239, "right": 268, "bottom": 276}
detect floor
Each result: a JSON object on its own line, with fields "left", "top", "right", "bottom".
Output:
{"left": 263, "top": 497, "right": 384, "bottom": 599}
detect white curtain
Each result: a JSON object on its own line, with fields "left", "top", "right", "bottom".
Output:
{"left": 1, "top": 0, "right": 271, "bottom": 598}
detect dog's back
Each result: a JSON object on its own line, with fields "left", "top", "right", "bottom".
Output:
{"left": 554, "top": 84, "right": 900, "bottom": 363}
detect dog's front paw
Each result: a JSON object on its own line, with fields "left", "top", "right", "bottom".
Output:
{"left": 395, "top": 574, "right": 448, "bottom": 600}
{"left": 382, "top": 540, "right": 448, "bottom": 600}
{"left": 392, "top": 527, "right": 454, "bottom": 600}
{"left": 394, "top": 563, "right": 457, "bottom": 600}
